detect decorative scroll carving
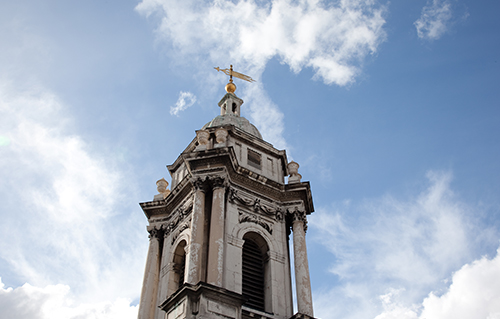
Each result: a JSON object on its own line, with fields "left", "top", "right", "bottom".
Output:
{"left": 229, "top": 188, "right": 284, "bottom": 222}
{"left": 238, "top": 211, "right": 273, "bottom": 235}
{"left": 229, "top": 188, "right": 252, "bottom": 206}
{"left": 171, "top": 217, "right": 192, "bottom": 244}
{"left": 163, "top": 202, "right": 194, "bottom": 236}
{"left": 275, "top": 207, "right": 284, "bottom": 222}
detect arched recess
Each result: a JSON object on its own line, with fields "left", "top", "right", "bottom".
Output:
{"left": 170, "top": 239, "right": 188, "bottom": 292}
{"left": 241, "top": 231, "right": 272, "bottom": 313}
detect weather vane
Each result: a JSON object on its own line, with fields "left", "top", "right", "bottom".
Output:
{"left": 214, "top": 65, "right": 255, "bottom": 93}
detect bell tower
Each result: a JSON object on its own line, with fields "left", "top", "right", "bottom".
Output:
{"left": 137, "top": 68, "right": 316, "bottom": 319}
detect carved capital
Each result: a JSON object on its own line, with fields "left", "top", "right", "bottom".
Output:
{"left": 290, "top": 207, "right": 308, "bottom": 232}
{"left": 147, "top": 227, "right": 161, "bottom": 239}
{"left": 211, "top": 176, "right": 226, "bottom": 190}
{"left": 191, "top": 177, "right": 209, "bottom": 193}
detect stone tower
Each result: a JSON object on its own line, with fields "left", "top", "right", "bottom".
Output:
{"left": 137, "top": 80, "right": 315, "bottom": 319}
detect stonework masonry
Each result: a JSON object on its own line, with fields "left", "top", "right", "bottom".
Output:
{"left": 138, "top": 89, "right": 316, "bottom": 319}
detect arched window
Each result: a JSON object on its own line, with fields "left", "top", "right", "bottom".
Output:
{"left": 242, "top": 233, "right": 270, "bottom": 312}
{"left": 172, "top": 240, "right": 187, "bottom": 290}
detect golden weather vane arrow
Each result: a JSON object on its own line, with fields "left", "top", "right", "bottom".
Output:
{"left": 214, "top": 65, "right": 255, "bottom": 93}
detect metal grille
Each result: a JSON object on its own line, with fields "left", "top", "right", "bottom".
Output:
{"left": 242, "top": 239, "right": 265, "bottom": 311}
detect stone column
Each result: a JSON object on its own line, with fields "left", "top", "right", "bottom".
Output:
{"left": 292, "top": 209, "right": 314, "bottom": 317}
{"left": 138, "top": 228, "right": 162, "bottom": 319}
{"left": 154, "top": 229, "right": 173, "bottom": 319}
{"left": 186, "top": 178, "right": 207, "bottom": 284}
{"left": 207, "top": 176, "right": 226, "bottom": 287}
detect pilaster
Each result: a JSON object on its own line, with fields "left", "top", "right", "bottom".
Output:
{"left": 291, "top": 209, "right": 314, "bottom": 317}
{"left": 207, "top": 176, "right": 227, "bottom": 287}
{"left": 186, "top": 178, "right": 208, "bottom": 284}
{"left": 138, "top": 227, "right": 162, "bottom": 319}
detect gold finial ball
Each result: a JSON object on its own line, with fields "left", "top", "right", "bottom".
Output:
{"left": 225, "top": 82, "right": 236, "bottom": 93}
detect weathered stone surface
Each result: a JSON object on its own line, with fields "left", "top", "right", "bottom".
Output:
{"left": 138, "top": 90, "right": 316, "bottom": 319}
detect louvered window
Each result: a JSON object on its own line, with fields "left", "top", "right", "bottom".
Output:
{"left": 242, "top": 239, "right": 265, "bottom": 311}
{"left": 178, "top": 253, "right": 186, "bottom": 289}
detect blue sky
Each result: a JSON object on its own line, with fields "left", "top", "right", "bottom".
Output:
{"left": 1, "top": 0, "right": 500, "bottom": 318}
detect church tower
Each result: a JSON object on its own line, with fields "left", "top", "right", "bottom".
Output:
{"left": 138, "top": 67, "right": 315, "bottom": 319}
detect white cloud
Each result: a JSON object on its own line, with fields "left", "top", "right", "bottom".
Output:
{"left": 0, "top": 278, "right": 138, "bottom": 319}
{"left": 136, "top": 0, "right": 386, "bottom": 146}
{"left": 0, "top": 81, "right": 146, "bottom": 303}
{"left": 310, "top": 171, "right": 497, "bottom": 319}
{"left": 373, "top": 248, "right": 500, "bottom": 319}
{"left": 136, "top": 0, "right": 386, "bottom": 85}
{"left": 170, "top": 91, "right": 197, "bottom": 116}
{"left": 419, "top": 248, "right": 500, "bottom": 319}
{"left": 414, "top": 0, "right": 453, "bottom": 40}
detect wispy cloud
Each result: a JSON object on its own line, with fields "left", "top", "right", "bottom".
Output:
{"left": 414, "top": 0, "right": 453, "bottom": 40}
{"left": 136, "top": 0, "right": 387, "bottom": 84}
{"left": 136, "top": 0, "right": 387, "bottom": 146}
{"left": 310, "top": 171, "right": 497, "bottom": 319}
{"left": 170, "top": 91, "right": 196, "bottom": 116}
{"left": 0, "top": 82, "right": 145, "bottom": 308}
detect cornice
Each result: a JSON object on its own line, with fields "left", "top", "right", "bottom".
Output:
{"left": 141, "top": 138, "right": 314, "bottom": 219}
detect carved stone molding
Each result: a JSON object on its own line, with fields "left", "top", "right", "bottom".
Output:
{"left": 229, "top": 188, "right": 284, "bottom": 222}
{"left": 147, "top": 227, "right": 162, "bottom": 239}
{"left": 275, "top": 207, "right": 284, "bottom": 222}
{"left": 227, "top": 234, "right": 245, "bottom": 248}
{"left": 191, "top": 175, "right": 228, "bottom": 192}
{"left": 211, "top": 176, "right": 226, "bottom": 190}
{"left": 191, "top": 177, "right": 209, "bottom": 193}
{"left": 238, "top": 211, "right": 273, "bottom": 235}
{"left": 162, "top": 203, "right": 193, "bottom": 236}
{"left": 289, "top": 207, "right": 308, "bottom": 232}
{"left": 267, "top": 250, "right": 286, "bottom": 263}
{"left": 171, "top": 217, "right": 192, "bottom": 244}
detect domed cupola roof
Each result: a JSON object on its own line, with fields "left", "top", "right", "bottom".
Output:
{"left": 202, "top": 113, "right": 262, "bottom": 139}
